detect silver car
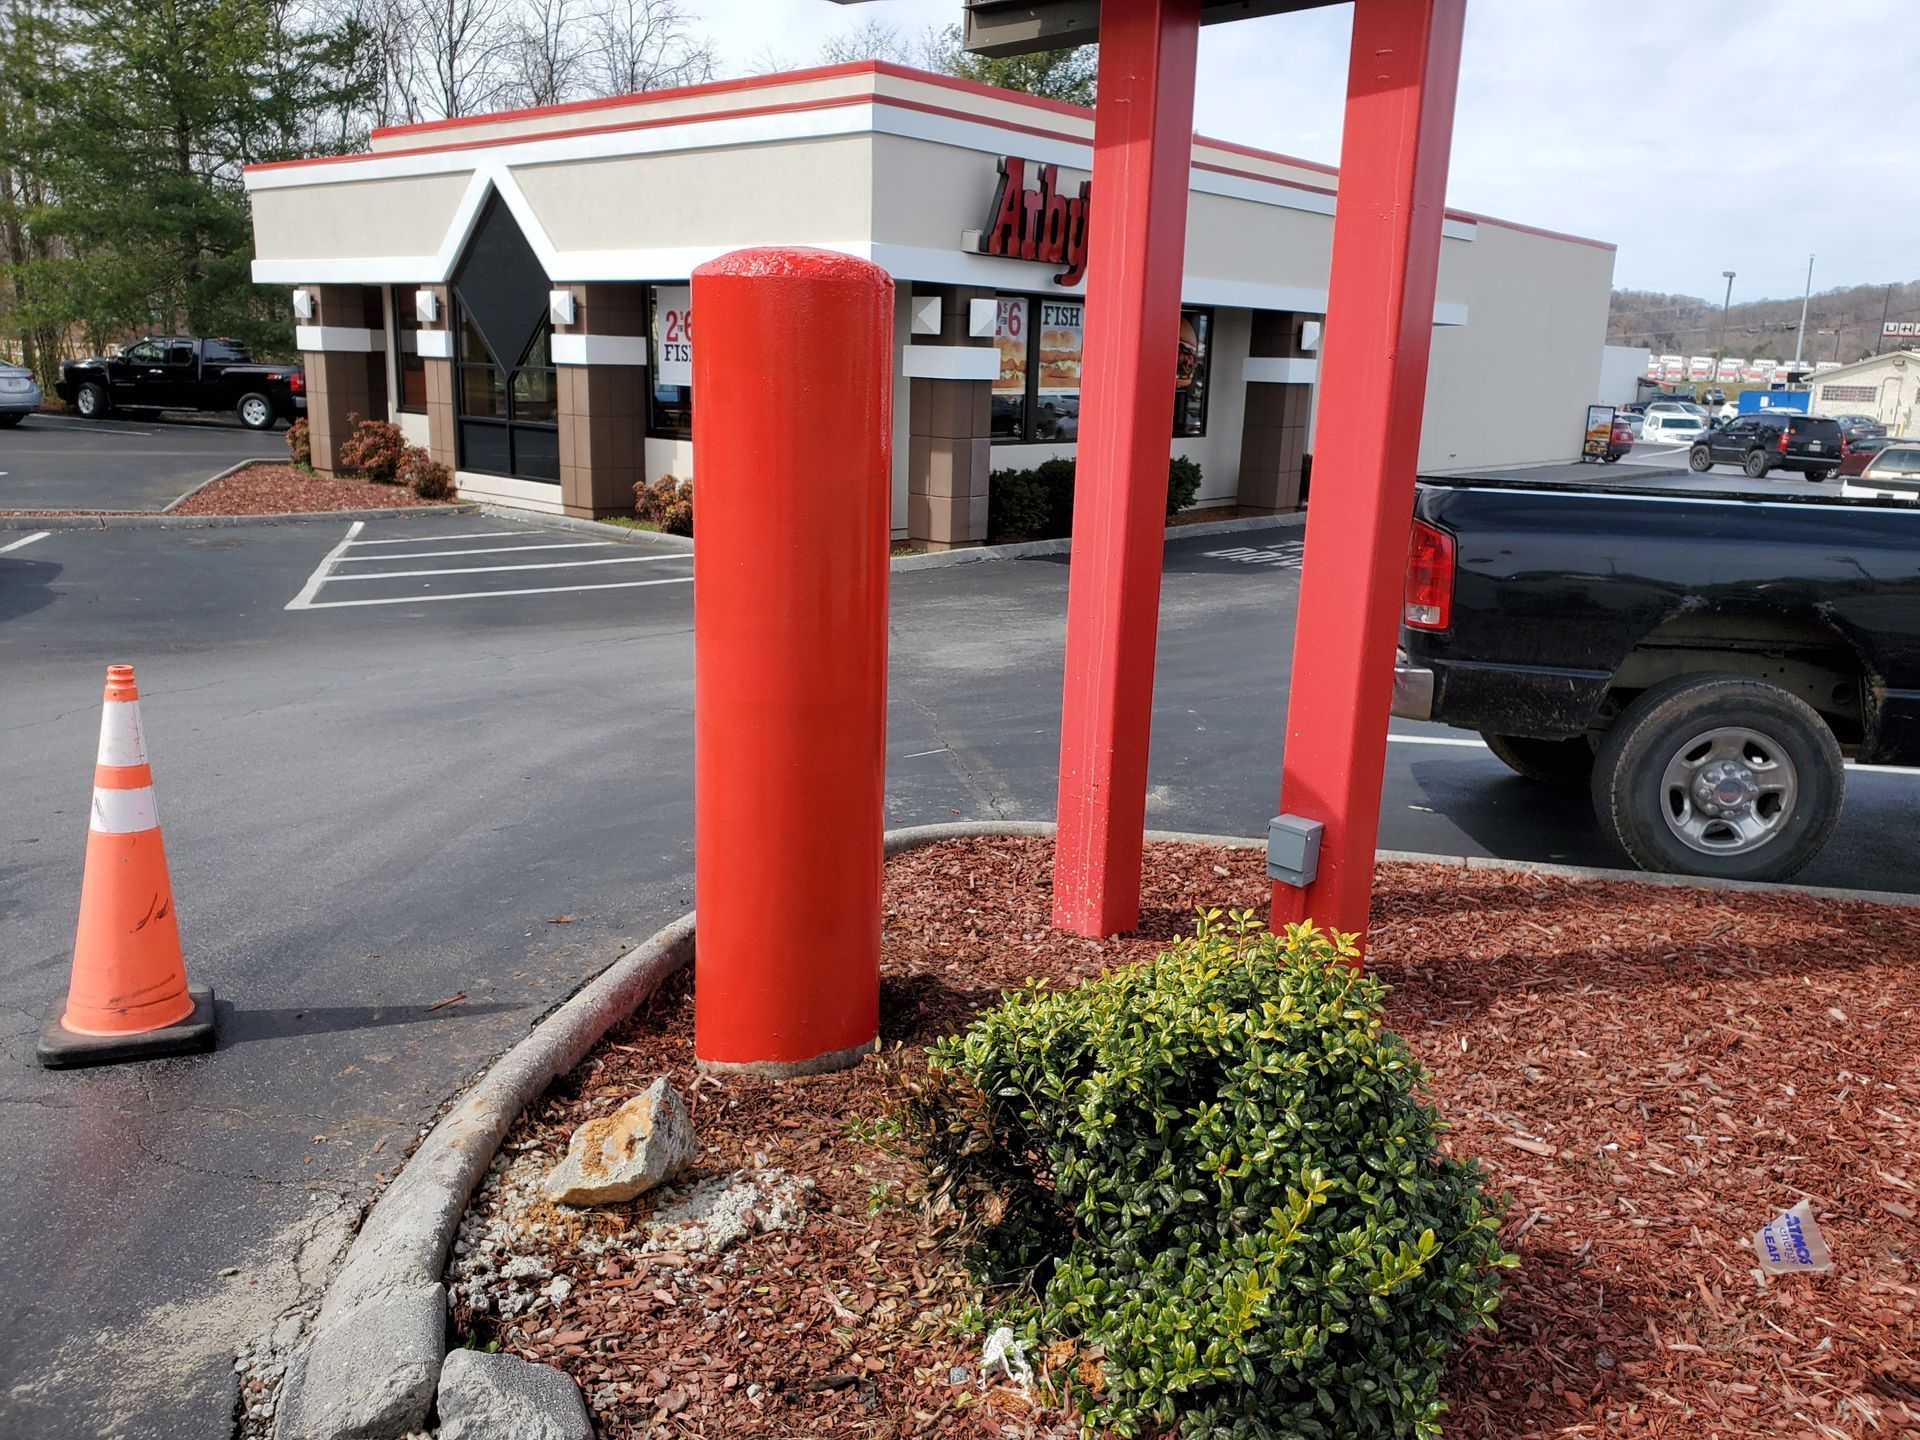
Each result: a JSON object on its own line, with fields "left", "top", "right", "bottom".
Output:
{"left": 0, "top": 361, "right": 42, "bottom": 426}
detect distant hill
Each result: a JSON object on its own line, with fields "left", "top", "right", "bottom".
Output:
{"left": 1610, "top": 280, "right": 1920, "bottom": 365}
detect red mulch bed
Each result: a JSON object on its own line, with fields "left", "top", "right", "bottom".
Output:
{"left": 1167, "top": 504, "right": 1277, "bottom": 526}
{"left": 168, "top": 462, "right": 453, "bottom": 515}
{"left": 453, "top": 839, "right": 1920, "bottom": 1439}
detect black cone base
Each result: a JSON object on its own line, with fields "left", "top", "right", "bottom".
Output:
{"left": 38, "top": 986, "right": 217, "bottom": 1069}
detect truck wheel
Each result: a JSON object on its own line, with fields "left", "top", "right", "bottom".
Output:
{"left": 1482, "top": 732, "right": 1596, "bottom": 785}
{"left": 235, "top": 393, "right": 275, "bottom": 430}
{"left": 1591, "top": 675, "right": 1843, "bottom": 881}
{"left": 1687, "top": 446, "right": 1713, "bottom": 472}
{"left": 1743, "top": 450, "right": 1771, "bottom": 479}
{"left": 0, "top": 413, "right": 22, "bottom": 428}
{"left": 1805, "top": 467, "right": 1832, "bottom": 483}
{"left": 74, "top": 382, "right": 110, "bottom": 419}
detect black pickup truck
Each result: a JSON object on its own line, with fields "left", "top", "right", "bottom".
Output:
{"left": 56, "top": 336, "right": 305, "bottom": 430}
{"left": 1394, "top": 478, "right": 1920, "bottom": 880}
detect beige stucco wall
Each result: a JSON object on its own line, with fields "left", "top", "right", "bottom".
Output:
{"left": 253, "top": 172, "right": 473, "bottom": 261}
{"left": 509, "top": 136, "right": 872, "bottom": 254}
{"left": 1417, "top": 222, "right": 1615, "bottom": 471}
{"left": 1807, "top": 352, "right": 1919, "bottom": 437}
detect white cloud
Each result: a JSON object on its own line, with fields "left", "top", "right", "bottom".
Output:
{"left": 703, "top": 0, "right": 1920, "bottom": 302}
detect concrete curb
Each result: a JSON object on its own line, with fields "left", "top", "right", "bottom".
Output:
{"left": 0, "top": 503, "right": 478, "bottom": 532}
{"left": 465, "top": 506, "right": 1303, "bottom": 569}
{"left": 477, "top": 504, "right": 694, "bottom": 554}
{"left": 161, "top": 454, "right": 282, "bottom": 512}
{"left": 273, "top": 820, "right": 1919, "bottom": 1436}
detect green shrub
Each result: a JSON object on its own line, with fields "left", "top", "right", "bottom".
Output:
{"left": 634, "top": 473, "right": 693, "bottom": 536}
{"left": 1167, "top": 453, "right": 1203, "bottom": 514}
{"left": 399, "top": 447, "right": 454, "bottom": 500}
{"left": 908, "top": 911, "right": 1512, "bottom": 1440}
{"left": 985, "top": 455, "right": 1203, "bottom": 542}
{"left": 336, "top": 416, "right": 409, "bottom": 484}
{"left": 286, "top": 417, "right": 312, "bottom": 469}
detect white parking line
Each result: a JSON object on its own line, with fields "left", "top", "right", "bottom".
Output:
{"left": 333, "top": 541, "right": 612, "bottom": 562}
{"left": 0, "top": 530, "right": 50, "bottom": 554}
{"left": 330, "top": 553, "right": 681, "bottom": 581}
{"left": 343, "top": 530, "right": 524, "bottom": 546}
{"left": 285, "top": 520, "right": 365, "bottom": 609}
{"left": 298, "top": 575, "right": 694, "bottom": 608}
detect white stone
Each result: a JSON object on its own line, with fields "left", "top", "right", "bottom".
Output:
{"left": 542, "top": 1077, "right": 695, "bottom": 1207}
{"left": 437, "top": 1349, "right": 594, "bottom": 1440}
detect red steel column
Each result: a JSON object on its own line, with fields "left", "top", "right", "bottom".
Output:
{"left": 1272, "top": 0, "right": 1467, "bottom": 944}
{"left": 692, "top": 248, "right": 893, "bottom": 1074}
{"left": 1052, "top": 0, "right": 1202, "bottom": 937}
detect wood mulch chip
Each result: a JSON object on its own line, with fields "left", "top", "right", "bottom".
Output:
{"left": 167, "top": 462, "right": 452, "bottom": 514}
{"left": 456, "top": 838, "right": 1920, "bottom": 1439}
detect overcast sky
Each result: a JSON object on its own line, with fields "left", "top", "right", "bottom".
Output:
{"left": 704, "top": 0, "right": 1919, "bottom": 307}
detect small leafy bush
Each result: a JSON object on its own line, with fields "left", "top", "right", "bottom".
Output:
{"left": 399, "top": 446, "right": 454, "bottom": 500}
{"left": 1166, "top": 456, "right": 1203, "bottom": 517}
{"left": 336, "top": 416, "right": 409, "bottom": 484}
{"left": 634, "top": 473, "right": 693, "bottom": 536}
{"left": 286, "top": 417, "right": 311, "bottom": 469}
{"left": 908, "top": 912, "right": 1512, "bottom": 1440}
{"left": 986, "top": 455, "right": 1203, "bottom": 543}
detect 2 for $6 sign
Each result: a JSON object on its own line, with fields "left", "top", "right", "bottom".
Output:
{"left": 656, "top": 287, "right": 693, "bottom": 385}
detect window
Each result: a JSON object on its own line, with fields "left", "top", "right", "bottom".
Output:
{"left": 449, "top": 192, "right": 559, "bottom": 483}
{"left": 166, "top": 342, "right": 195, "bottom": 366}
{"left": 990, "top": 294, "right": 1211, "bottom": 443}
{"left": 391, "top": 287, "right": 426, "bottom": 413}
{"left": 647, "top": 286, "right": 692, "bottom": 439}
{"left": 123, "top": 340, "right": 164, "bottom": 363}
{"left": 1820, "top": 384, "right": 1876, "bottom": 404}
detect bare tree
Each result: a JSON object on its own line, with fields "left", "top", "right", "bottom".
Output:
{"left": 816, "top": 18, "right": 949, "bottom": 69}
{"left": 587, "top": 0, "right": 713, "bottom": 98}
{"left": 506, "top": 0, "right": 588, "bottom": 107}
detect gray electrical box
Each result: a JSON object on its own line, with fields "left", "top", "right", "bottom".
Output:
{"left": 1265, "top": 814, "right": 1323, "bottom": 888}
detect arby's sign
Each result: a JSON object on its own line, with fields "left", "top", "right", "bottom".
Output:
{"left": 977, "top": 156, "right": 1091, "bottom": 287}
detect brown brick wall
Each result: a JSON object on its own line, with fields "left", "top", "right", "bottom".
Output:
{"left": 1237, "top": 309, "right": 1312, "bottom": 511}
{"left": 556, "top": 282, "right": 649, "bottom": 518}
{"left": 906, "top": 285, "right": 994, "bottom": 550}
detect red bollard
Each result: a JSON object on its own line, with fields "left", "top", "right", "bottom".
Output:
{"left": 691, "top": 248, "right": 894, "bottom": 1075}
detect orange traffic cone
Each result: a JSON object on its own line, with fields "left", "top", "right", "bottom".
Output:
{"left": 38, "top": 664, "right": 216, "bottom": 1068}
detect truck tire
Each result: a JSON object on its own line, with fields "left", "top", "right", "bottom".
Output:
{"left": 74, "top": 381, "right": 110, "bottom": 419}
{"left": 1743, "top": 450, "right": 1771, "bottom": 479}
{"left": 1590, "top": 674, "right": 1843, "bottom": 881}
{"left": 1482, "top": 732, "right": 1596, "bottom": 785}
{"left": 1805, "top": 467, "right": 1832, "bottom": 483}
{"left": 235, "top": 392, "right": 276, "bottom": 430}
{"left": 1687, "top": 445, "right": 1713, "bottom": 472}
{"left": 0, "top": 412, "right": 22, "bottom": 428}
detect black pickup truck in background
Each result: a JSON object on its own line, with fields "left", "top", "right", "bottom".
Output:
{"left": 55, "top": 336, "right": 305, "bottom": 430}
{"left": 1394, "top": 478, "right": 1920, "bottom": 880}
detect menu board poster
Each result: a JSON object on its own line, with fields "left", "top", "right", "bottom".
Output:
{"left": 994, "top": 297, "right": 1029, "bottom": 395}
{"left": 1583, "top": 404, "right": 1615, "bottom": 458}
{"left": 1035, "top": 300, "right": 1084, "bottom": 394}
{"left": 653, "top": 286, "right": 692, "bottom": 387}
{"left": 1173, "top": 309, "right": 1211, "bottom": 438}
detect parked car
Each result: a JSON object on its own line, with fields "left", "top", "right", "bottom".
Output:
{"left": 1687, "top": 411, "right": 1844, "bottom": 480}
{"left": 1838, "top": 433, "right": 1900, "bottom": 477}
{"left": 1603, "top": 416, "right": 1635, "bottom": 462}
{"left": 55, "top": 336, "right": 305, "bottom": 430}
{"left": 1642, "top": 410, "right": 1709, "bottom": 446}
{"left": 1842, "top": 444, "right": 1920, "bottom": 502}
{"left": 1832, "top": 413, "right": 1887, "bottom": 444}
{"left": 1619, "top": 411, "right": 1645, "bottom": 440}
{"left": 1393, "top": 476, "right": 1920, "bottom": 879}
{"left": 0, "top": 361, "right": 41, "bottom": 426}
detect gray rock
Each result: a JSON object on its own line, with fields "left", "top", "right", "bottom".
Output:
{"left": 437, "top": 1348, "right": 594, "bottom": 1440}
{"left": 272, "top": 1283, "right": 444, "bottom": 1440}
{"left": 543, "top": 1076, "right": 694, "bottom": 1206}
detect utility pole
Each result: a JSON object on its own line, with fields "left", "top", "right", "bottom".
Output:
{"left": 1881, "top": 283, "right": 1895, "bottom": 354}
{"left": 1717, "top": 270, "right": 1736, "bottom": 359}
{"left": 1792, "top": 254, "right": 1814, "bottom": 368}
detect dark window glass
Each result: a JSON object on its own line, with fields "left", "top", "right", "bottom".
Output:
{"left": 460, "top": 363, "right": 506, "bottom": 418}
{"left": 511, "top": 425, "right": 560, "bottom": 482}
{"left": 459, "top": 420, "right": 511, "bottom": 475}
{"left": 124, "top": 340, "right": 163, "bottom": 363}
{"left": 204, "top": 339, "right": 250, "bottom": 362}
{"left": 392, "top": 287, "right": 427, "bottom": 413}
{"left": 647, "top": 286, "right": 692, "bottom": 440}
{"left": 1172, "top": 309, "right": 1211, "bottom": 438}
{"left": 167, "top": 342, "right": 195, "bottom": 366}
{"left": 459, "top": 311, "right": 490, "bottom": 362}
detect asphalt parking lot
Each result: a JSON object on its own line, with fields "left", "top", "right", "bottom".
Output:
{"left": 1473, "top": 441, "right": 1835, "bottom": 496}
{"left": 4, "top": 511, "right": 1918, "bottom": 1438}
{"left": 0, "top": 411, "right": 278, "bottom": 512}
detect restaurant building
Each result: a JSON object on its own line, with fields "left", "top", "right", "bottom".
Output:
{"left": 245, "top": 61, "right": 1616, "bottom": 547}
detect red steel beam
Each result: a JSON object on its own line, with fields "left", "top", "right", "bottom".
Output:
{"left": 1052, "top": 0, "right": 1202, "bottom": 937}
{"left": 1271, "top": 0, "right": 1467, "bottom": 946}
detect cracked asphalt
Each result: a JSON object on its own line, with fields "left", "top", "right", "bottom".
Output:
{"left": 4, "top": 511, "right": 1917, "bottom": 1438}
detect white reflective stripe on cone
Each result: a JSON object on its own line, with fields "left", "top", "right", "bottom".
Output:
{"left": 91, "top": 786, "right": 159, "bottom": 835}
{"left": 96, "top": 699, "right": 150, "bottom": 768}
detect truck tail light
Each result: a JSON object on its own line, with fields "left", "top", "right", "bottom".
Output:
{"left": 1404, "top": 520, "right": 1455, "bottom": 632}
{"left": 1778, "top": 427, "right": 1791, "bottom": 453}
{"left": 289, "top": 371, "right": 305, "bottom": 395}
